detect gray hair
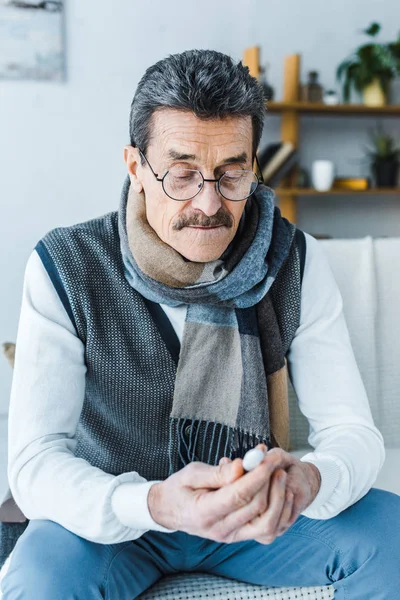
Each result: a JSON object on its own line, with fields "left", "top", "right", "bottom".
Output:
{"left": 129, "top": 49, "right": 266, "bottom": 163}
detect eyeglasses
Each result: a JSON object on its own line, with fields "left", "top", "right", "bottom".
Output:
{"left": 137, "top": 148, "right": 264, "bottom": 202}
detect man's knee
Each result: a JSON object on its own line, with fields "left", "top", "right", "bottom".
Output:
{"left": 338, "top": 488, "right": 400, "bottom": 561}
{"left": 1, "top": 520, "right": 106, "bottom": 599}
{"left": 348, "top": 488, "right": 400, "bottom": 531}
{"left": 361, "top": 488, "right": 400, "bottom": 540}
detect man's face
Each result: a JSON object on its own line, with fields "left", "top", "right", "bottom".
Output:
{"left": 124, "top": 109, "right": 253, "bottom": 263}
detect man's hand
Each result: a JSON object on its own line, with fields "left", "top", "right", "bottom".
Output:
{"left": 218, "top": 447, "right": 321, "bottom": 544}
{"left": 148, "top": 446, "right": 321, "bottom": 544}
{"left": 238, "top": 448, "right": 321, "bottom": 545}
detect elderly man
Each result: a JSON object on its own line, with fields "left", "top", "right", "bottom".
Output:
{"left": 2, "top": 50, "right": 399, "bottom": 599}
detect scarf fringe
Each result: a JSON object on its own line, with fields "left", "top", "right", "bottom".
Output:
{"left": 168, "top": 417, "right": 271, "bottom": 474}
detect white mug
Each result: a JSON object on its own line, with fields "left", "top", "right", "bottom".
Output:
{"left": 311, "top": 160, "right": 335, "bottom": 191}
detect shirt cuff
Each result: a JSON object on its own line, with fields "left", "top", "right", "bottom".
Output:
{"left": 111, "top": 481, "right": 176, "bottom": 533}
{"left": 299, "top": 454, "right": 342, "bottom": 518}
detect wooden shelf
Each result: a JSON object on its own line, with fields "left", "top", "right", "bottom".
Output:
{"left": 266, "top": 101, "right": 400, "bottom": 116}
{"left": 264, "top": 54, "right": 400, "bottom": 223}
{"left": 275, "top": 187, "right": 400, "bottom": 196}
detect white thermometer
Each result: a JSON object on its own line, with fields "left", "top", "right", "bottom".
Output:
{"left": 242, "top": 447, "right": 265, "bottom": 472}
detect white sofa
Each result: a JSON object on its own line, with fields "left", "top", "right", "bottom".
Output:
{"left": 1, "top": 236, "right": 399, "bottom": 599}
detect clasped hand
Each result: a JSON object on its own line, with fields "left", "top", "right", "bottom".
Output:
{"left": 148, "top": 445, "right": 321, "bottom": 544}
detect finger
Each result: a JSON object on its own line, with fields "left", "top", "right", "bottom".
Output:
{"left": 212, "top": 478, "right": 271, "bottom": 538}
{"left": 205, "top": 455, "right": 285, "bottom": 522}
{"left": 282, "top": 497, "right": 299, "bottom": 530}
{"left": 219, "top": 445, "right": 267, "bottom": 467}
{"left": 262, "top": 448, "right": 294, "bottom": 470}
{"left": 259, "top": 469, "right": 288, "bottom": 541}
{"left": 228, "top": 468, "right": 288, "bottom": 544}
{"left": 205, "top": 448, "right": 271, "bottom": 535}
{"left": 181, "top": 458, "right": 244, "bottom": 490}
{"left": 255, "top": 443, "right": 268, "bottom": 453}
{"left": 275, "top": 491, "right": 294, "bottom": 536}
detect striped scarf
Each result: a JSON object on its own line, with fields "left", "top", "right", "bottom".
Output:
{"left": 118, "top": 177, "right": 296, "bottom": 471}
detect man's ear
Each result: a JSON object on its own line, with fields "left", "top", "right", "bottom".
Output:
{"left": 124, "top": 146, "right": 143, "bottom": 193}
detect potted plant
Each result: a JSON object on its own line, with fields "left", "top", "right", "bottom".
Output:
{"left": 336, "top": 23, "right": 400, "bottom": 106}
{"left": 364, "top": 123, "right": 400, "bottom": 187}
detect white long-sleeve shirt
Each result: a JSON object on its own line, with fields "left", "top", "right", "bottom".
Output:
{"left": 7, "top": 232, "right": 385, "bottom": 544}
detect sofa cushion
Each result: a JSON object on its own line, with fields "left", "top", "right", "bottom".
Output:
{"left": 138, "top": 573, "right": 335, "bottom": 599}
{"left": 0, "top": 557, "right": 335, "bottom": 599}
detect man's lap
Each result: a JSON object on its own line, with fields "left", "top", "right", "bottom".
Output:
{"left": 198, "top": 488, "right": 400, "bottom": 586}
{"left": 2, "top": 488, "right": 399, "bottom": 600}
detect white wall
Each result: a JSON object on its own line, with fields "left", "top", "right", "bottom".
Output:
{"left": 1, "top": 0, "right": 400, "bottom": 413}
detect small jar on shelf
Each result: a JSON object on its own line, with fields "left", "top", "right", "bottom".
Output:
{"left": 300, "top": 71, "right": 323, "bottom": 102}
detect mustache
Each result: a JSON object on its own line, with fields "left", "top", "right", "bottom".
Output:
{"left": 172, "top": 209, "right": 233, "bottom": 231}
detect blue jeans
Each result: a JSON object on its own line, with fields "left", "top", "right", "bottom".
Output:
{"left": 2, "top": 488, "right": 400, "bottom": 599}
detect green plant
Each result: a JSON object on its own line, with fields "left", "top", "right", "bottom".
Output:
{"left": 336, "top": 23, "right": 400, "bottom": 102}
{"left": 364, "top": 123, "right": 400, "bottom": 164}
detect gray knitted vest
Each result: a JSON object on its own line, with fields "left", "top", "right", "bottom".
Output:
{"left": 34, "top": 211, "right": 305, "bottom": 481}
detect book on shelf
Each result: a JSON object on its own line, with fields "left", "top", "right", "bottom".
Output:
{"left": 257, "top": 141, "right": 296, "bottom": 184}
{"left": 268, "top": 151, "right": 299, "bottom": 187}
{"left": 257, "top": 142, "right": 282, "bottom": 169}
{"left": 332, "top": 177, "right": 370, "bottom": 190}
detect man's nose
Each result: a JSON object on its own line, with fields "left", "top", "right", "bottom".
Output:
{"left": 190, "top": 180, "right": 223, "bottom": 217}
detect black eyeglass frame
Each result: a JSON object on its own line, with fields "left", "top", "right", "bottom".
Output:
{"left": 136, "top": 147, "right": 265, "bottom": 202}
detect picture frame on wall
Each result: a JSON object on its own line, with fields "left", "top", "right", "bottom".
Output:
{"left": 0, "top": 0, "right": 65, "bottom": 81}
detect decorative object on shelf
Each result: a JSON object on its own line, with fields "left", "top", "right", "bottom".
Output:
{"left": 243, "top": 48, "right": 276, "bottom": 101}
{"left": 296, "top": 167, "right": 311, "bottom": 188}
{"left": 311, "top": 160, "right": 335, "bottom": 191}
{"left": 323, "top": 90, "right": 340, "bottom": 105}
{"left": 333, "top": 177, "right": 370, "bottom": 191}
{"left": 259, "top": 62, "right": 275, "bottom": 101}
{"left": 336, "top": 22, "right": 400, "bottom": 106}
{"left": 0, "top": 0, "right": 64, "bottom": 81}
{"left": 300, "top": 71, "right": 323, "bottom": 102}
{"left": 364, "top": 123, "right": 400, "bottom": 187}
{"left": 363, "top": 80, "right": 387, "bottom": 107}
